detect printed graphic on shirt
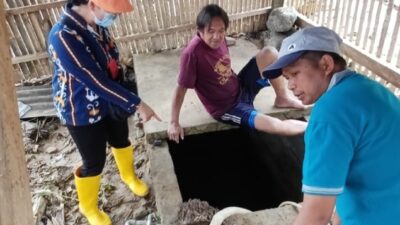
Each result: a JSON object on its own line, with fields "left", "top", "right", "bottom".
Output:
{"left": 49, "top": 44, "right": 67, "bottom": 124}
{"left": 85, "top": 88, "right": 101, "bottom": 124}
{"left": 64, "top": 26, "right": 77, "bottom": 36}
{"left": 214, "top": 54, "right": 233, "bottom": 85}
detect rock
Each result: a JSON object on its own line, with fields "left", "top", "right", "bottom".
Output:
{"left": 21, "top": 121, "right": 37, "bottom": 138}
{"left": 222, "top": 204, "right": 299, "bottom": 225}
{"left": 176, "top": 199, "right": 219, "bottom": 225}
{"left": 32, "top": 195, "right": 48, "bottom": 225}
{"left": 45, "top": 146, "right": 58, "bottom": 154}
{"left": 264, "top": 28, "right": 297, "bottom": 50}
{"left": 32, "top": 144, "right": 39, "bottom": 153}
{"left": 267, "top": 7, "right": 298, "bottom": 33}
{"left": 226, "top": 37, "right": 236, "bottom": 46}
{"left": 132, "top": 205, "right": 151, "bottom": 219}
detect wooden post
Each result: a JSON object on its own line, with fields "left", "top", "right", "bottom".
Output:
{"left": 0, "top": 0, "right": 34, "bottom": 224}
{"left": 272, "top": 0, "right": 285, "bottom": 8}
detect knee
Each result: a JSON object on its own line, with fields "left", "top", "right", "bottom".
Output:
{"left": 256, "top": 46, "right": 278, "bottom": 67}
{"left": 80, "top": 159, "right": 105, "bottom": 176}
{"left": 259, "top": 46, "right": 278, "bottom": 59}
{"left": 109, "top": 139, "right": 131, "bottom": 149}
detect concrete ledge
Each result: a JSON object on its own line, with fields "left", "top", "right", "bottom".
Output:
{"left": 223, "top": 205, "right": 298, "bottom": 225}
{"left": 135, "top": 38, "right": 311, "bottom": 143}
{"left": 149, "top": 141, "right": 182, "bottom": 225}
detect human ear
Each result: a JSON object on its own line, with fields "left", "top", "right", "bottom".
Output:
{"left": 319, "top": 54, "right": 335, "bottom": 76}
{"left": 88, "top": 0, "right": 96, "bottom": 10}
{"left": 197, "top": 28, "right": 205, "bottom": 38}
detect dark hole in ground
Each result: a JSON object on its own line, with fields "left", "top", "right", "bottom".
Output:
{"left": 168, "top": 127, "right": 305, "bottom": 211}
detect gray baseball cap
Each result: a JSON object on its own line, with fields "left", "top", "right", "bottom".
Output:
{"left": 263, "top": 26, "right": 343, "bottom": 79}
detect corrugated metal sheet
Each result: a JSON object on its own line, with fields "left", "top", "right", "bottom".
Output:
{"left": 16, "top": 85, "right": 56, "bottom": 119}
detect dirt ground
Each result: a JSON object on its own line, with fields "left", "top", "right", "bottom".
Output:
{"left": 22, "top": 116, "right": 157, "bottom": 225}
{"left": 20, "top": 33, "right": 275, "bottom": 225}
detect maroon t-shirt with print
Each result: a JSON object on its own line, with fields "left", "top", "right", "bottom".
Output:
{"left": 178, "top": 34, "right": 240, "bottom": 118}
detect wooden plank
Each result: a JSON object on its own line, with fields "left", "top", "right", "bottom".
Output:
{"left": 29, "top": 11, "right": 46, "bottom": 49}
{"left": 303, "top": 0, "right": 310, "bottom": 17}
{"left": 386, "top": 6, "right": 400, "bottom": 63}
{"left": 28, "top": 60, "right": 41, "bottom": 79}
{"left": 397, "top": 47, "right": 400, "bottom": 68}
{"left": 327, "top": 0, "right": 333, "bottom": 28}
{"left": 310, "top": 0, "right": 318, "bottom": 20}
{"left": 232, "top": 0, "right": 238, "bottom": 33}
{"left": 8, "top": 3, "right": 270, "bottom": 66}
{"left": 332, "top": 0, "right": 341, "bottom": 31}
{"left": 338, "top": 0, "right": 347, "bottom": 36}
{"left": 227, "top": 0, "right": 233, "bottom": 18}
{"left": 255, "top": 0, "right": 262, "bottom": 31}
{"left": 343, "top": 0, "right": 353, "bottom": 38}
{"left": 6, "top": 15, "right": 28, "bottom": 55}
{"left": 355, "top": 0, "right": 368, "bottom": 46}
{"left": 321, "top": 0, "right": 327, "bottom": 26}
{"left": 117, "top": 8, "right": 270, "bottom": 41}
{"left": 23, "top": 13, "right": 42, "bottom": 51}
{"left": 229, "top": 6, "right": 271, "bottom": 20}
{"left": 5, "top": 0, "right": 66, "bottom": 15}
{"left": 349, "top": 0, "right": 360, "bottom": 42}
{"left": 7, "top": 0, "right": 38, "bottom": 75}
{"left": 376, "top": 0, "right": 393, "bottom": 57}
{"left": 168, "top": 0, "right": 179, "bottom": 49}
{"left": 175, "top": 0, "right": 184, "bottom": 46}
{"left": 131, "top": 0, "right": 145, "bottom": 53}
{"left": 11, "top": 51, "right": 48, "bottom": 64}
{"left": 142, "top": 0, "right": 160, "bottom": 51}
{"left": 155, "top": 0, "right": 167, "bottom": 49}
{"left": 362, "top": 0, "right": 375, "bottom": 50}
{"left": 369, "top": 0, "right": 384, "bottom": 53}
{"left": 247, "top": 0, "right": 254, "bottom": 32}
{"left": 315, "top": 0, "right": 322, "bottom": 25}
{"left": 237, "top": 0, "right": 243, "bottom": 31}
{"left": 0, "top": 1, "right": 34, "bottom": 224}
{"left": 13, "top": 64, "right": 25, "bottom": 81}
{"left": 245, "top": 0, "right": 252, "bottom": 32}
{"left": 134, "top": 0, "right": 149, "bottom": 53}
{"left": 162, "top": 0, "right": 173, "bottom": 50}
{"left": 297, "top": 14, "right": 400, "bottom": 88}
{"left": 272, "top": 0, "right": 284, "bottom": 8}
{"left": 341, "top": 44, "right": 400, "bottom": 88}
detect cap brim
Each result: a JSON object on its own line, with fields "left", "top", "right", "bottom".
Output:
{"left": 108, "top": 2, "right": 133, "bottom": 13}
{"left": 92, "top": 0, "right": 134, "bottom": 13}
{"left": 262, "top": 51, "right": 305, "bottom": 79}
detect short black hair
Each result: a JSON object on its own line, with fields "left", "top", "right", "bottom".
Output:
{"left": 67, "top": 0, "right": 88, "bottom": 6}
{"left": 300, "top": 51, "right": 347, "bottom": 69}
{"left": 196, "top": 4, "right": 229, "bottom": 31}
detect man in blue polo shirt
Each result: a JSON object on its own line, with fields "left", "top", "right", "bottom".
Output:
{"left": 263, "top": 26, "right": 400, "bottom": 225}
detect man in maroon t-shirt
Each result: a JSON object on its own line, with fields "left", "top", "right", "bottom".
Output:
{"left": 168, "top": 4, "right": 307, "bottom": 143}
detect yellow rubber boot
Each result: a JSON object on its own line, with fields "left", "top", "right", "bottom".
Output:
{"left": 112, "top": 145, "right": 149, "bottom": 197}
{"left": 74, "top": 168, "right": 111, "bottom": 225}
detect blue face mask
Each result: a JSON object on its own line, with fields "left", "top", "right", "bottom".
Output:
{"left": 94, "top": 12, "right": 117, "bottom": 27}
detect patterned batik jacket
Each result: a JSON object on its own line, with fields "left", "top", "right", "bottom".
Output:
{"left": 48, "top": 4, "right": 140, "bottom": 126}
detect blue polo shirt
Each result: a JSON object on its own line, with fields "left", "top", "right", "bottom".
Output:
{"left": 303, "top": 70, "right": 400, "bottom": 225}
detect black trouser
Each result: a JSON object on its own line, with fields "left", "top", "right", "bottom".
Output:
{"left": 67, "top": 116, "right": 130, "bottom": 177}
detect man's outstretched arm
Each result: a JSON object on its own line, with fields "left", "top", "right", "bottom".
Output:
{"left": 168, "top": 85, "right": 187, "bottom": 143}
{"left": 293, "top": 194, "right": 336, "bottom": 225}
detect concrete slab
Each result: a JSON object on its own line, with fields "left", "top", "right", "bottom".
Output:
{"left": 149, "top": 141, "right": 182, "bottom": 225}
{"left": 135, "top": 38, "right": 310, "bottom": 142}
{"left": 223, "top": 205, "right": 299, "bottom": 225}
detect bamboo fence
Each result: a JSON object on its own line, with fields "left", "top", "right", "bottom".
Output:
{"left": 5, "top": 0, "right": 400, "bottom": 96}
{"left": 4, "top": 0, "right": 272, "bottom": 81}
{"left": 287, "top": 0, "right": 400, "bottom": 95}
